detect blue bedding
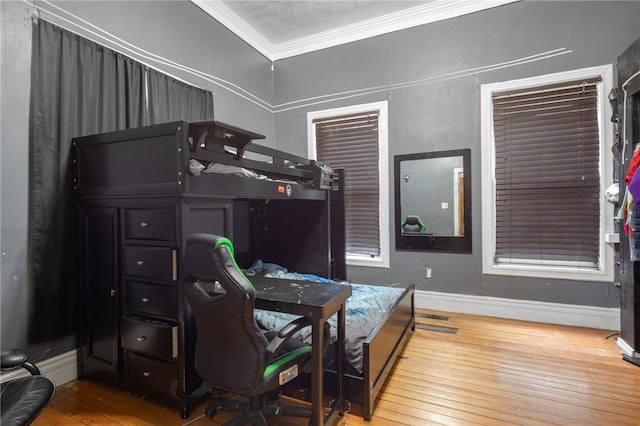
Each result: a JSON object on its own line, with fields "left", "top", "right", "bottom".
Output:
{"left": 247, "top": 261, "right": 403, "bottom": 374}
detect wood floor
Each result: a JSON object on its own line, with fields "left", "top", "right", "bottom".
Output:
{"left": 33, "top": 309, "right": 639, "bottom": 425}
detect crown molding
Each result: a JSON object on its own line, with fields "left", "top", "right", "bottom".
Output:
{"left": 192, "top": 0, "right": 520, "bottom": 61}
{"left": 191, "top": 0, "right": 275, "bottom": 59}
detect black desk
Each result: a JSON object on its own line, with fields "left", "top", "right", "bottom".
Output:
{"left": 252, "top": 277, "right": 352, "bottom": 426}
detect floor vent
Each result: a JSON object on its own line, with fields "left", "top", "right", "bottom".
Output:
{"left": 415, "top": 312, "right": 450, "bottom": 321}
{"left": 415, "top": 323, "right": 458, "bottom": 334}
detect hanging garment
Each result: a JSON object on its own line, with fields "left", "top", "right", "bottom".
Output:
{"left": 625, "top": 145, "right": 640, "bottom": 186}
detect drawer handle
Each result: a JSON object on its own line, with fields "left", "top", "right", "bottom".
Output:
{"left": 136, "top": 260, "right": 145, "bottom": 266}
{"left": 140, "top": 222, "right": 150, "bottom": 227}
{"left": 143, "top": 371, "right": 151, "bottom": 377}
{"left": 141, "top": 297, "right": 150, "bottom": 303}
{"left": 136, "top": 336, "right": 147, "bottom": 342}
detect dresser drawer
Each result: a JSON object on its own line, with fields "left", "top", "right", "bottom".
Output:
{"left": 126, "top": 351, "right": 176, "bottom": 393}
{"left": 122, "top": 246, "right": 177, "bottom": 281}
{"left": 125, "top": 280, "right": 177, "bottom": 319}
{"left": 124, "top": 208, "right": 175, "bottom": 241}
{"left": 121, "top": 317, "right": 178, "bottom": 360}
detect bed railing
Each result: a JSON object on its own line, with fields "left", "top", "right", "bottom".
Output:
{"left": 189, "top": 120, "right": 334, "bottom": 189}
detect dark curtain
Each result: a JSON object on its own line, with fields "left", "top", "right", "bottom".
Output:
{"left": 29, "top": 19, "right": 214, "bottom": 342}
{"left": 147, "top": 67, "right": 214, "bottom": 123}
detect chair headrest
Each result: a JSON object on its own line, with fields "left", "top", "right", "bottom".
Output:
{"left": 182, "top": 233, "right": 252, "bottom": 288}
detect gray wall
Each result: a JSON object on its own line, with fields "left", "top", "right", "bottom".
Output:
{"left": 1, "top": 1, "right": 35, "bottom": 355}
{"left": 0, "top": 0, "right": 273, "bottom": 356}
{"left": 272, "top": 1, "right": 640, "bottom": 307}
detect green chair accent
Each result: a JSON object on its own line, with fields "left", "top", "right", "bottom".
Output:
{"left": 401, "top": 215, "right": 426, "bottom": 233}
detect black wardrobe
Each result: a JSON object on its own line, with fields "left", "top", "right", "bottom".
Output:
{"left": 616, "top": 37, "right": 640, "bottom": 367}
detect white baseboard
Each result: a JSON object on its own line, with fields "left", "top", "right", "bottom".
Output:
{"left": 0, "top": 349, "right": 77, "bottom": 386}
{"left": 415, "top": 290, "right": 620, "bottom": 330}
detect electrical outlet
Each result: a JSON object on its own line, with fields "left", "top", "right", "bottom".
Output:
{"left": 425, "top": 267, "right": 432, "bottom": 279}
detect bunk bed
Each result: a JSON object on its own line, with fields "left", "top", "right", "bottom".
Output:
{"left": 72, "top": 119, "right": 415, "bottom": 420}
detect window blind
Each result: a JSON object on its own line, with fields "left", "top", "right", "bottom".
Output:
{"left": 492, "top": 78, "right": 601, "bottom": 267}
{"left": 314, "top": 112, "right": 381, "bottom": 256}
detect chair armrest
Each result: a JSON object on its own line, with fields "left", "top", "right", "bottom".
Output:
{"left": 1, "top": 349, "right": 41, "bottom": 375}
{"left": 277, "top": 316, "right": 311, "bottom": 338}
{"left": 265, "top": 317, "right": 311, "bottom": 361}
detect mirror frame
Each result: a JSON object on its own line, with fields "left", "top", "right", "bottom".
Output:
{"left": 394, "top": 148, "right": 472, "bottom": 253}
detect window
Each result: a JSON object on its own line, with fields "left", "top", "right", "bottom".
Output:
{"left": 308, "top": 101, "right": 389, "bottom": 268}
{"left": 481, "top": 66, "right": 614, "bottom": 281}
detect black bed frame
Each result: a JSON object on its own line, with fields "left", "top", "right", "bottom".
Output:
{"left": 317, "top": 284, "right": 414, "bottom": 420}
{"left": 72, "top": 120, "right": 414, "bottom": 420}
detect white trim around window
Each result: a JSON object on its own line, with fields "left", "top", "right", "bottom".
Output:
{"left": 480, "top": 65, "right": 615, "bottom": 282}
{"left": 307, "top": 101, "right": 390, "bottom": 268}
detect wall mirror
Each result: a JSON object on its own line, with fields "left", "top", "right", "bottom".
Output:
{"left": 394, "top": 149, "right": 471, "bottom": 253}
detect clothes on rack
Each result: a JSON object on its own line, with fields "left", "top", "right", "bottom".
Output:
{"left": 620, "top": 144, "right": 640, "bottom": 260}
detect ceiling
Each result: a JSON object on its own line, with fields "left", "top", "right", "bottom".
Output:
{"left": 191, "top": 0, "right": 519, "bottom": 61}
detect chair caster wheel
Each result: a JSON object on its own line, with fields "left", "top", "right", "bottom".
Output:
{"left": 204, "top": 405, "right": 218, "bottom": 418}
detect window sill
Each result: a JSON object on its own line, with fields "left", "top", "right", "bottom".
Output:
{"left": 483, "top": 263, "right": 613, "bottom": 282}
{"left": 347, "top": 253, "right": 389, "bottom": 269}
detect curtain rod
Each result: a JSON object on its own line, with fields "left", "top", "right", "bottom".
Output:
{"left": 25, "top": 0, "right": 273, "bottom": 112}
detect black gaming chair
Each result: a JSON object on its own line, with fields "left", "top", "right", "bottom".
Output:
{"left": 1, "top": 349, "right": 56, "bottom": 425}
{"left": 181, "top": 233, "right": 315, "bottom": 426}
{"left": 401, "top": 214, "right": 426, "bottom": 233}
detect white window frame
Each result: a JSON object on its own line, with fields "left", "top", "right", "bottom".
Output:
{"left": 307, "top": 101, "right": 390, "bottom": 268}
{"left": 481, "top": 65, "right": 615, "bottom": 282}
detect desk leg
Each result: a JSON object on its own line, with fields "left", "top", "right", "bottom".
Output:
{"left": 311, "top": 317, "right": 324, "bottom": 426}
{"left": 311, "top": 304, "right": 346, "bottom": 426}
{"left": 336, "top": 302, "right": 346, "bottom": 416}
